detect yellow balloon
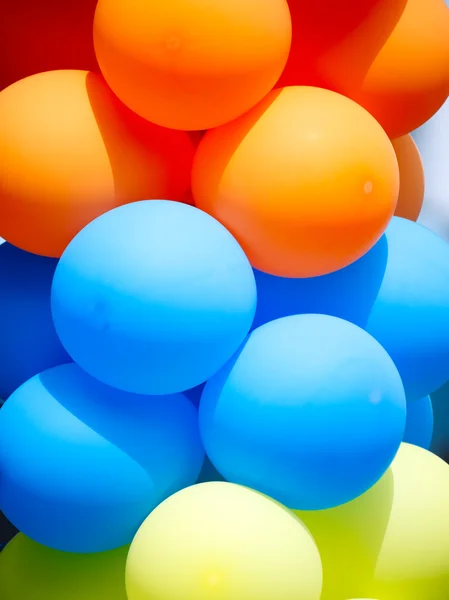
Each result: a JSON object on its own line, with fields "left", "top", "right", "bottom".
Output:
{"left": 295, "top": 443, "right": 449, "bottom": 600}
{"left": 0, "top": 534, "right": 128, "bottom": 600}
{"left": 126, "top": 481, "right": 322, "bottom": 600}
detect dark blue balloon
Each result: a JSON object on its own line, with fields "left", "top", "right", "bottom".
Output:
{"left": 0, "top": 363, "right": 204, "bottom": 553}
{"left": 403, "top": 396, "right": 433, "bottom": 450}
{"left": 255, "top": 217, "right": 449, "bottom": 401}
{"left": 0, "top": 242, "right": 69, "bottom": 398}
{"left": 51, "top": 200, "right": 256, "bottom": 395}
{"left": 200, "top": 314, "right": 406, "bottom": 510}
{"left": 253, "top": 237, "right": 388, "bottom": 330}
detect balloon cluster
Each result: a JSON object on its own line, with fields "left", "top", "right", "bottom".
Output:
{"left": 1, "top": 1, "right": 449, "bottom": 599}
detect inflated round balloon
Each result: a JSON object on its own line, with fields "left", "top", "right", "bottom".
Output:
{"left": 295, "top": 443, "right": 449, "bottom": 600}
{"left": 392, "top": 135, "right": 424, "bottom": 221}
{"left": 0, "top": 70, "right": 194, "bottom": 257}
{"left": 0, "top": 535, "right": 128, "bottom": 600}
{"left": 126, "top": 482, "right": 323, "bottom": 600}
{"left": 0, "top": 363, "right": 204, "bottom": 552}
{"left": 365, "top": 217, "right": 449, "bottom": 400}
{"left": 200, "top": 314, "right": 406, "bottom": 510}
{"left": 193, "top": 86, "right": 399, "bottom": 277}
{"left": 403, "top": 396, "right": 433, "bottom": 450}
{"left": 278, "top": 0, "right": 402, "bottom": 89}
{"left": 280, "top": 0, "right": 449, "bottom": 138}
{"left": 348, "top": 0, "right": 449, "bottom": 137}
{"left": 413, "top": 98, "right": 449, "bottom": 242}
{"left": 1, "top": 0, "right": 98, "bottom": 91}
{"left": 0, "top": 243, "right": 69, "bottom": 399}
{"left": 252, "top": 236, "right": 388, "bottom": 330}
{"left": 52, "top": 201, "right": 256, "bottom": 395}
{"left": 94, "top": 0, "right": 292, "bottom": 130}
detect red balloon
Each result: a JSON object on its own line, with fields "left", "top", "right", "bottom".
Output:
{"left": 0, "top": 0, "right": 98, "bottom": 91}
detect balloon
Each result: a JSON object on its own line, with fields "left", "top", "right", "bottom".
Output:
{"left": 413, "top": 98, "right": 449, "bottom": 242}
{"left": 347, "top": 0, "right": 449, "bottom": 137}
{"left": 392, "top": 135, "right": 424, "bottom": 221}
{"left": 0, "top": 534, "right": 128, "bottom": 600}
{"left": 93, "top": 0, "right": 292, "bottom": 130}
{"left": 196, "top": 456, "right": 226, "bottom": 484}
{"left": 0, "top": 0, "right": 98, "bottom": 91}
{"left": 51, "top": 200, "right": 256, "bottom": 395}
{"left": 193, "top": 86, "right": 399, "bottom": 278}
{"left": 0, "top": 70, "right": 195, "bottom": 257}
{"left": 280, "top": 0, "right": 449, "bottom": 138}
{"left": 200, "top": 314, "right": 406, "bottom": 510}
{"left": 184, "top": 383, "right": 206, "bottom": 408}
{"left": 295, "top": 443, "right": 449, "bottom": 600}
{"left": 126, "top": 482, "right": 323, "bottom": 600}
{"left": 0, "top": 363, "right": 204, "bottom": 552}
{"left": 403, "top": 396, "right": 433, "bottom": 450}
{"left": 364, "top": 217, "right": 449, "bottom": 400}
{"left": 252, "top": 237, "right": 388, "bottom": 330}
{"left": 278, "top": 0, "right": 404, "bottom": 89}
{"left": 0, "top": 243, "right": 69, "bottom": 399}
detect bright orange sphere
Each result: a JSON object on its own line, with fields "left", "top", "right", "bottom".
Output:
{"left": 0, "top": 70, "right": 195, "bottom": 257}
{"left": 192, "top": 86, "right": 399, "bottom": 278}
{"left": 351, "top": 0, "right": 449, "bottom": 137}
{"left": 392, "top": 135, "right": 425, "bottom": 222}
{"left": 93, "top": 0, "right": 292, "bottom": 131}
{"left": 279, "top": 0, "right": 449, "bottom": 138}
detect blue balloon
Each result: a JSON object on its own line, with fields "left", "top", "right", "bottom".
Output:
{"left": 200, "top": 314, "right": 406, "bottom": 510}
{"left": 51, "top": 200, "right": 256, "bottom": 395}
{"left": 0, "top": 242, "right": 69, "bottom": 399}
{"left": 403, "top": 396, "right": 433, "bottom": 450}
{"left": 184, "top": 383, "right": 206, "bottom": 408}
{"left": 365, "top": 217, "right": 449, "bottom": 400}
{"left": 0, "top": 363, "right": 204, "bottom": 553}
{"left": 253, "top": 237, "right": 387, "bottom": 330}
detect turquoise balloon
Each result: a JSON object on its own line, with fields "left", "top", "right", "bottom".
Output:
{"left": 0, "top": 363, "right": 204, "bottom": 552}
{"left": 200, "top": 314, "right": 406, "bottom": 510}
{"left": 51, "top": 200, "right": 256, "bottom": 395}
{"left": 365, "top": 217, "right": 449, "bottom": 400}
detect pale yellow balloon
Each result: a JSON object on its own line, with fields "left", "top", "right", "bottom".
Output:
{"left": 126, "top": 481, "right": 322, "bottom": 600}
{"left": 295, "top": 443, "right": 449, "bottom": 600}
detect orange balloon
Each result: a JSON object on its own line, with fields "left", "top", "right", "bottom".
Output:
{"left": 0, "top": 70, "right": 195, "bottom": 257}
{"left": 192, "top": 86, "right": 399, "bottom": 278}
{"left": 350, "top": 0, "right": 449, "bottom": 137}
{"left": 93, "top": 0, "right": 292, "bottom": 131}
{"left": 279, "top": 0, "right": 449, "bottom": 138}
{"left": 392, "top": 135, "right": 425, "bottom": 221}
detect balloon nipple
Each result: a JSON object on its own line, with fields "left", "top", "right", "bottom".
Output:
{"left": 364, "top": 181, "right": 373, "bottom": 194}
{"left": 165, "top": 36, "right": 181, "bottom": 51}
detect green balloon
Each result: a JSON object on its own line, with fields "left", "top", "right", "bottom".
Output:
{"left": 295, "top": 443, "right": 449, "bottom": 600}
{"left": 0, "top": 534, "right": 128, "bottom": 600}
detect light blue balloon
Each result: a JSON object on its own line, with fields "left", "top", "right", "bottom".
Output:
{"left": 253, "top": 237, "right": 387, "bottom": 330}
{"left": 51, "top": 200, "right": 256, "bottom": 395}
{"left": 412, "top": 97, "right": 449, "bottom": 241}
{"left": 0, "top": 243, "right": 69, "bottom": 399}
{"left": 365, "top": 217, "right": 449, "bottom": 400}
{"left": 199, "top": 314, "right": 406, "bottom": 510}
{"left": 0, "top": 363, "right": 204, "bottom": 553}
{"left": 403, "top": 396, "right": 433, "bottom": 450}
